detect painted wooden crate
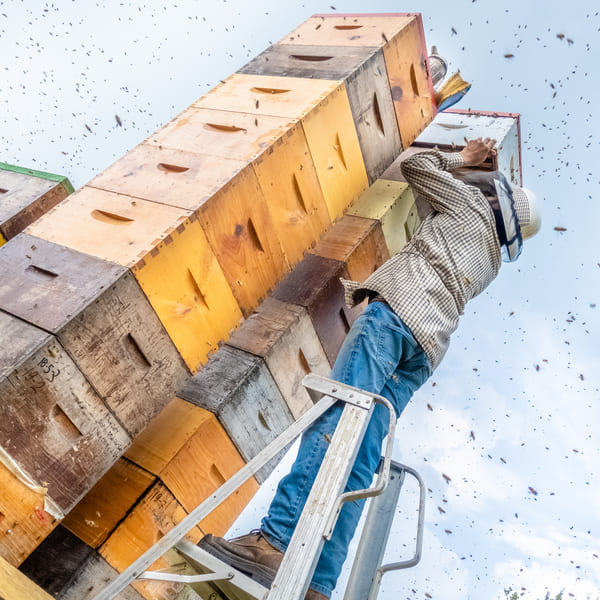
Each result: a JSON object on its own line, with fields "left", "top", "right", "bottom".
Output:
{"left": 310, "top": 213, "right": 390, "bottom": 282}
{"left": 25, "top": 187, "right": 242, "bottom": 372}
{"left": 62, "top": 458, "right": 156, "bottom": 549}
{"left": 194, "top": 74, "right": 368, "bottom": 221}
{"left": 280, "top": 13, "right": 436, "bottom": 148}
{"left": 0, "top": 163, "right": 73, "bottom": 246}
{"left": 179, "top": 346, "right": 294, "bottom": 483}
{"left": 123, "top": 111, "right": 332, "bottom": 269}
{"left": 99, "top": 482, "right": 204, "bottom": 600}
{"left": 347, "top": 179, "right": 420, "bottom": 255}
{"left": 0, "top": 310, "right": 131, "bottom": 519}
{"left": 0, "top": 234, "right": 188, "bottom": 436}
{"left": 239, "top": 44, "right": 401, "bottom": 184}
{"left": 226, "top": 297, "right": 331, "bottom": 420}
{"left": 414, "top": 108, "right": 523, "bottom": 185}
{"left": 124, "top": 397, "right": 259, "bottom": 537}
{"left": 271, "top": 253, "right": 363, "bottom": 366}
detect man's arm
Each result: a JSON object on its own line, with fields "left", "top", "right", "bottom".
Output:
{"left": 400, "top": 138, "right": 497, "bottom": 214}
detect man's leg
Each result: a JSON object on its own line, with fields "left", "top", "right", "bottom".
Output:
{"left": 260, "top": 301, "right": 430, "bottom": 596}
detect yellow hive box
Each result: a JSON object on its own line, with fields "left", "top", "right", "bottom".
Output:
{"left": 196, "top": 164, "right": 289, "bottom": 316}
{"left": 125, "top": 397, "right": 259, "bottom": 537}
{"left": 195, "top": 74, "right": 368, "bottom": 221}
{"left": 99, "top": 481, "right": 203, "bottom": 600}
{"left": 348, "top": 179, "right": 419, "bottom": 255}
{"left": 26, "top": 187, "right": 242, "bottom": 373}
{"left": 281, "top": 13, "right": 436, "bottom": 148}
{"left": 93, "top": 120, "right": 331, "bottom": 271}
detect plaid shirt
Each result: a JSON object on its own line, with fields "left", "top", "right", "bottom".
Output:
{"left": 342, "top": 150, "right": 502, "bottom": 370}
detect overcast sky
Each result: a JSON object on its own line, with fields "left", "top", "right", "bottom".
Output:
{"left": 2, "top": 1, "right": 599, "bottom": 599}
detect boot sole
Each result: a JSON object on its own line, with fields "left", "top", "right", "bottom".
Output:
{"left": 197, "top": 535, "right": 277, "bottom": 588}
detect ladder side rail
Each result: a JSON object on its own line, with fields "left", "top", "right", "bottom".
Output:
{"left": 91, "top": 394, "right": 337, "bottom": 600}
{"left": 367, "top": 465, "right": 427, "bottom": 600}
{"left": 323, "top": 397, "right": 397, "bottom": 540}
{"left": 342, "top": 462, "right": 406, "bottom": 600}
{"left": 265, "top": 400, "right": 374, "bottom": 600}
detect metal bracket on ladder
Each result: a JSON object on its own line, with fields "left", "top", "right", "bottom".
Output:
{"left": 92, "top": 374, "right": 399, "bottom": 600}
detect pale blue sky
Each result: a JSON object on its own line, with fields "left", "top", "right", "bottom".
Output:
{"left": 2, "top": 1, "right": 599, "bottom": 598}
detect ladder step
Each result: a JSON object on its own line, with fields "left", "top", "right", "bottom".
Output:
{"left": 174, "top": 539, "right": 269, "bottom": 600}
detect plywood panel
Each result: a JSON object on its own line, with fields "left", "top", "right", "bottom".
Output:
{"left": 0, "top": 310, "right": 131, "bottom": 515}
{"left": 146, "top": 107, "right": 294, "bottom": 162}
{"left": 88, "top": 143, "right": 246, "bottom": 211}
{"left": 227, "top": 297, "right": 330, "bottom": 419}
{"left": 252, "top": 122, "right": 331, "bottom": 267}
{"left": 179, "top": 346, "right": 294, "bottom": 483}
{"left": 194, "top": 73, "right": 340, "bottom": 120}
{"left": 63, "top": 458, "right": 155, "bottom": 548}
{"left": 197, "top": 164, "right": 289, "bottom": 317}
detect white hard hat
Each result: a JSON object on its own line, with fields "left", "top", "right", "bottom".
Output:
{"left": 511, "top": 186, "right": 542, "bottom": 240}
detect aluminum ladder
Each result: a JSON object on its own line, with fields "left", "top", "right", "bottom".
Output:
{"left": 92, "top": 373, "right": 425, "bottom": 600}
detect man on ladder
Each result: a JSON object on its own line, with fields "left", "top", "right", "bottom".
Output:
{"left": 199, "top": 138, "right": 542, "bottom": 599}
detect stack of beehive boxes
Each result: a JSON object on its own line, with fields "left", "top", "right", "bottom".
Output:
{"left": 1, "top": 12, "right": 438, "bottom": 600}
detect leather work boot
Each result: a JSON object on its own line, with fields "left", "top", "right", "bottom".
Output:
{"left": 198, "top": 530, "right": 327, "bottom": 599}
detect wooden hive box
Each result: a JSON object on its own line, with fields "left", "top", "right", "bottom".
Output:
{"left": 310, "top": 214, "right": 390, "bottom": 282}
{"left": 271, "top": 253, "right": 363, "bottom": 366}
{"left": 179, "top": 346, "right": 294, "bottom": 483}
{"left": 24, "top": 187, "right": 242, "bottom": 373}
{"left": 0, "top": 163, "right": 73, "bottom": 246}
{"left": 62, "top": 458, "right": 156, "bottom": 549}
{"left": 124, "top": 397, "right": 259, "bottom": 537}
{"left": 99, "top": 482, "right": 204, "bottom": 600}
{"left": 0, "top": 234, "right": 188, "bottom": 436}
{"left": 347, "top": 179, "right": 420, "bottom": 255}
{"left": 0, "top": 554, "right": 56, "bottom": 600}
{"left": 239, "top": 44, "right": 401, "bottom": 184}
{"left": 194, "top": 74, "right": 368, "bottom": 221}
{"left": 0, "top": 460, "right": 57, "bottom": 567}
{"left": 414, "top": 108, "right": 523, "bottom": 185}
{"left": 143, "top": 109, "right": 333, "bottom": 270}
{"left": 226, "top": 297, "right": 331, "bottom": 420}
{"left": 280, "top": 13, "right": 436, "bottom": 148}
{"left": 0, "top": 308, "right": 131, "bottom": 519}
{"left": 19, "top": 525, "right": 149, "bottom": 600}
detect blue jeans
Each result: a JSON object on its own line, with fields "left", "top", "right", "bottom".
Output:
{"left": 261, "top": 301, "right": 431, "bottom": 596}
